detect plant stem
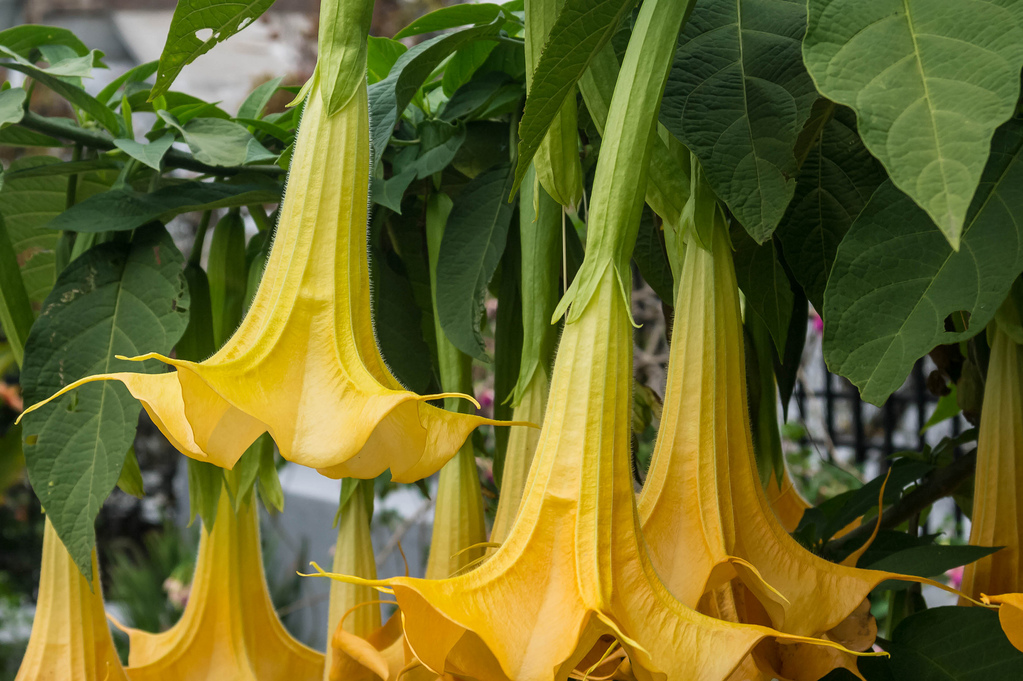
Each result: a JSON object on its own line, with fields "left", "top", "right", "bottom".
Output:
{"left": 825, "top": 450, "right": 977, "bottom": 557}
{"left": 189, "top": 211, "right": 213, "bottom": 267}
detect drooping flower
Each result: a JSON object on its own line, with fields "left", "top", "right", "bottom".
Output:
{"left": 982, "top": 593, "right": 1023, "bottom": 653}
{"left": 960, "top": 326, "right": 1023, "bottom": 600}
{"left": 639, "top": 218, "right": 957, "bottom": 653}
{"left": 113, "top": 484, "right": 324, "bottom": 681}
{"left": 313, "top": 265, "right": 873, "bottom": 680}
{"left": 765, "top": 467, "right": 812, "bottom": 534}
{"left": 14, "top": 519, "right": 128, "bottom": 681}
{"left": 17, "top": 59, "right": 509, "bottom": 484}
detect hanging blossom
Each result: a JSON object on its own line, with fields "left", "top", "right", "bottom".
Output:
{"left": 14, "top": 520, "right": 128, "bottom": 681}
{"left": 17, "top": 61, "right": 524, "bottom": 483}
{"left": 961, "top": 324, "right": 1023, "bottom": 653}
{"left": 636, "top": 215, "right": 974, "bottom": 678}
{"left": 112, "top": 484, "right": 324, "bottom": 680}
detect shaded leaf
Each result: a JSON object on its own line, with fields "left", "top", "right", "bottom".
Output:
{"left": 395, "top": 3, "right": 506, "bottom": 39}
{"left": 803, "top": 0, "right": 1023, "bottom": 248}
{"left": 661, "top": 0, "right": 818, "bottom": 242}
{"left": 633, "top": 207, "right": 673, "bottom": 303}
{"left": 776, "top": 106, "right": 887, "bottom": 312}
{"left": 237, "top": 76, "right": 283, "bottom": 120}
{"left": 436, "top": 164, "right": 516, "bottom": 360}
{"left": 20, "top": 225, "right": 189, "bottom": 578}
{"left": 114, "top": 134, "right": 174, "bottom": 171}
{"left": 47, "top": 180, "right": 282, "bottom": 233}
{"left": 367, "top": 36, "right": 406, "bottom": 84}
{"left": 824, "top": 120, "right": 1023, "bottom": 405}
{"left": 0, "top": 87, "right": 26, "bottom": 128}
{"left": 732, "top": 228, "right": 794, "bottom": 357}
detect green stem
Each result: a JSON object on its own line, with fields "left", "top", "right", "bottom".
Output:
{"left": 189, "top": 211, "right": 213, "bottom": 267}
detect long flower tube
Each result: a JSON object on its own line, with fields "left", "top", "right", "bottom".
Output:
{"left": 14, "top": 519, "right": 128, "bottom": 681}
{"left": 959, "top": 325, "right": 1023, "bottom": 652}
{"left": 114, "top": 483, "right": 324, "bottom": 681}
{"left": 638, "top": 219, "right": 964, "bottom": 648}
{"left": 17, "top": 0, "right": 519, "bottom": 483}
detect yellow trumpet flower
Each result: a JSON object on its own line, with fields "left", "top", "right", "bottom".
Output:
{"left": 961, "top": 326, "right": 1023, "bottom": 600}
{"left": 766, "top": 467, "right": 812, "bottom": 534}
{"left": 982, "top": 594, "right": 1023, "bottom": 653}
{"left": 17, "top": 74, "right": 503, "bottom": 483}
{"left": 113, "top": 485, "right": 324, "bottom": 681}
{"left": 639, "top": 221, "right": 954, "bottom": 648}
{"left": 14, "top": 519, "right": 128, "bottom": 681}
{"left": 312, "top": 267, "right": 871, "bottom": 681}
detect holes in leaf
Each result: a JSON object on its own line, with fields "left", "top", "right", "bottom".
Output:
{"left": 944, "top": 310, "right": 971, "bottom": 333}
{"left": 195, "top": 28, "right": 214, "bottom": 42}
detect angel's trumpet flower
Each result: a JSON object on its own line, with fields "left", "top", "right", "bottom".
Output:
{"left": 114, "top": 484, "right": 323, "bottom": 681}
{"left": 639, "top": 219, "right": 959, "bottom": 651}
{"left": 14, "top": 519, "right": 128, "bottom": 681}
{"left": 17, "top": 30, "right": 508, "bottom": 482}
{"left": 961, "top": 326, "right": 1023, "bottom": 599}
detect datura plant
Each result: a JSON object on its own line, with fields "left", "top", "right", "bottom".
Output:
{"left": 311, "top": 0, "right": 869, "bottom": 678}
{"left": 112, "top": 482, "right": 323, "bottom": 680}
{"left": 15, "top": 520, "right": 128, "bottom": 681}
{"left": 17, "top": 0, "right": 512, "bottom": 484}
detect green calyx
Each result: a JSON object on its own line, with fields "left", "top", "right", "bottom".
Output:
{"left": 317, "top": 0, "right": 375, "bottom": 115}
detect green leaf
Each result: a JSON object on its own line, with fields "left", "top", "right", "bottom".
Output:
{"left": 660, "top": 0, "right": 818, "bottom": 243}
{"left": 116, "top": 446, "right": 145, "bottom": 499}
{"left": 187, "top": 459, "right": 223, "bottom": 527}
{"left": 0, "top": 156, "right": 110, "bottom": 304}
{"left": 369, "top": 212, "right": 434, "bottom": 393}
{"left": 367, "top": 36, "right": 406, "bottom": 84}
{"left": 824, "top": 120, "right": 1023, "bottom": 405}
{"left": 395, "top": 3, "right": 506, "bottom": 39}
{"left": 0, "top": 126, "right": 64, "bottom": 147}
{"left": 159, "top": 112, "right": 269, "bottom": 167}
{"left": 46, "top": 180, "right": 281, "bottom": 233}
{"left": 207, "top": 212, "right": 247, "bottom": 346}
{"left": 151, "top": 0, "right": 276, "bottom": 100}
{"left": 863, "top": 607, "right": 1023, "bottom": 680}
{"left": 371, "top": 165, "right": 417, "bottom": 213}
{"left": 921, "top": 387, "right": 959, "bottom": 433}
{"left": 113, "top": 134, "right": 174, "bottom": 171}
{"left": 237, "top": 76, "right": 283, "bottom": 120}
{"left": 0, "top": 24, "right": 89, "bottom": 59}
{"left": 803, "top": 0, "right": 1023, "bottom": 250}
{"left": 441, "top": 41, "right": 499, "bottom": 97}
{"left": 732, "top": 228, "right": 794, "bottom": 357}
{"left": 415, "top": 120, "right": 467, "bottom": 179}
{"left": 633, "top": 207, "right": 673, "bottom": 303}
{"left": 0, "top": 87, "right": 26, "bottom": 129}
{"left": 436, "top": 164, "right": 516, "bottom": 361}
{"left": 368, "top": 16, "right": 506, "bottom": 168}
{"left": 441, "top": 72, "right": 515, "bottom": 122}
{"left": 514, "top": 0, "right": 638, "bottom": 194}
{"left": 1, "top": 61, "right": 122, "bottom": 135}
{"left": 776, "top": 106, "right": 887, "bottom": 312}
{"left": 20, "top": 224, "right": 189, "bottom": 579}
{"left": 493, "top": 224, "right": 521, "bottom": 469}
{"left": 864, "top": 543, "right": 1000, "bottom": 589}
{"left": 97, "top": 60, "right": 158, "bottom": 106}
{"left": 256, "top": 435, "right": 284, "bottom": 513}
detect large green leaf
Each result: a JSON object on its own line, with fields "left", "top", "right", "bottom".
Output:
{"left": 660, "top": 0, "right": 818, "bottom": 243}
{"left": 0, "top": 87, "right": 26, "bottom": 129}
{"left": 436, "top": 164, "right": 516, "bottom": 361}
{"left": 0, "top": 157, "right": 110, "bottom": 306}
{"left": 776, "top": 106, "right": 887, "bottom": 312}
{"left": 151, "top": 0, "right": 276, "bottom": 99}
{"left": 1, "top": 61, "right": 122, "bottom": 135}
{"left": 860, "top": 607, "right": 1023, "bottom": 680}
{"left": 823, "top": 120, "right": 1023, "bottom": 405}
{"left": 394, "top": 3, "right": 506, "bottom": 39}
{"left": 46, "top": 180, "right": 281, "bottom": 233}
{"left": 803, "top": 0, "right": 1023, "bottom": 249}
{"left": 20, "top": 224, "right": 189, "bottom": 579}
{"left": 513, "top": 0, "right": 638, "bottom": 194}
{"left": 368, "top": 16, "right": 506, "bottom": 168}
{"left": 0, "top": 24, "right": 89, "bottom": 59}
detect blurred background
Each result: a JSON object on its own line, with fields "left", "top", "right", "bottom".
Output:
{"left": 0, "top": 0, "right": 974, "bottom": 677}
